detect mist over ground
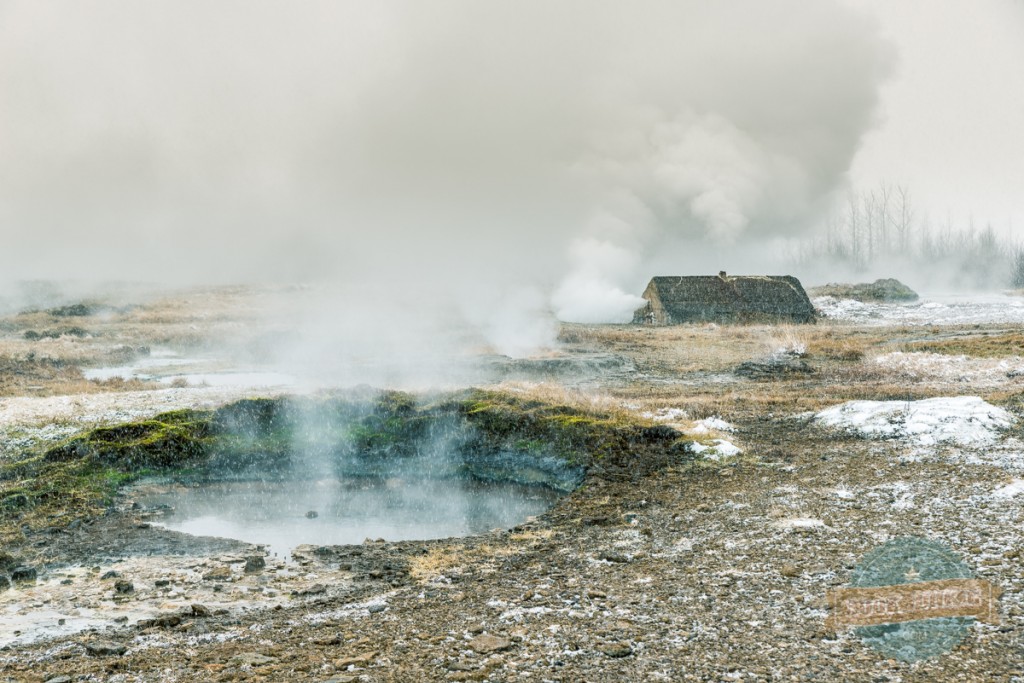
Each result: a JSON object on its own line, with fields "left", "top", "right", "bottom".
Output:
{"left": 1, "top": 0, "right": 895, "bottom": 361}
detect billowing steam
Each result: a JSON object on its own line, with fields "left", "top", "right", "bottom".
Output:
{"left": 0, "top": 1, "right": 892, "bottom": 356}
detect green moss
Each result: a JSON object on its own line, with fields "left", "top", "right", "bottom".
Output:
{"left": 457, "top": 390, "right": 687, "bottom": 476}
{"left": 1, "top": 389, "right": 692, "bottom": 541}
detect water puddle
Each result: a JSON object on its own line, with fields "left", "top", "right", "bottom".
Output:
{"left": 135, "top": 478, "right": 561, "bottom": 558}
{"left": 84, "top": 348, "right": 297, "bottom": 388}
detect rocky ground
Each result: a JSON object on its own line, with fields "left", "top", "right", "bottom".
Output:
{"left": 1, "top": 286, "right": 1024, "bottom": 682}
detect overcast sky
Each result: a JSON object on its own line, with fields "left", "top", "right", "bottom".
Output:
{"left": 1, "top": 1, "right": 1022, "bottom": 325}
{"left": 845, "top": 0, "right": 1024, "bottom": 234}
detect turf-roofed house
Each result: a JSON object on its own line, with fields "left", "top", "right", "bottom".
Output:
{"left": 632, "top": 272, "right": 816, "bottom": 325}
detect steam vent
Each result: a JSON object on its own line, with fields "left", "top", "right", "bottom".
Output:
{"left": 632, "top": 273, "right": 816, "bottom": 325}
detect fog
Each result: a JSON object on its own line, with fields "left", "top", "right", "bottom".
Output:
{"left": 1, "top": 1, "right": 893, "bottom": 359}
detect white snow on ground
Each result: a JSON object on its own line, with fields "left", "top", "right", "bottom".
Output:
{"left": 770, "top": 517, "right": 826, "bottom": 530}
{"left": 690, "top": 417, "right": 737, "bottom": 433}
{"left": 872, "top": 352, "right": 1024, "bottom": 387}
{"left": 642, "top": 407, "right": 688, "bottom": 422}
{"left": 0, "top": 387, "right": 292, "bottom": 459}
{"left": 813, "top": 292, "right": 1024, "bottom": 326}
{"left": 689, "top": 439, "right": 742, "bottom": 460}
{"left": 813, "top": 396, "right": 1015, "bottom": 446}
{"left": 994, "top": 479, "right": 1024, "bottom": 498}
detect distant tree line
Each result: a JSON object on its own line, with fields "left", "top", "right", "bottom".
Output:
{"left": 791, "top": 182, "right": 1023, "bottom": 290}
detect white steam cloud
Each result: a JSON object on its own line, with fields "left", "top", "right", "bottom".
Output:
{"left": 0, "top": 1, "right": 892, "bottom": 358}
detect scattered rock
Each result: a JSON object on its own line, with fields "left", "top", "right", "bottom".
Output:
{"left": 139, "top": 613, "right": 182, "bottom": 629}
{"left": 306, "top": 510, "right": 319, "bottom": 519}
{"left": 599, "top": 642, "right": 633, "bottom": 658}
{"left": 334, "top": 651, "right": 377, "bottom": 667}
{"left": 230, "top": 652, "right": 278, "bottom": 667}
{"left": 598, "top": 551, "right": 629, "bottom": 563}
{"left": 84, "top": 640, "right": 127, "bottom": 657}
{"left": 190, "top": 603, "right": 212, "bottom": 617}
{"left": 468, "top": 634, "right": 513, "bottom": 654}
{"left": 203, "top": 566, "right": 232, "bottom": 581}
{"left": 780, "top": 563, "right": 801, "bottom": 578}
{"left": 100, "top": 570, "right": 120, "bottom": 580}
{"left": 586, "top": 589, "right": 607, "bottom": 599}
{"left": 735, "top": 358, "right": 814, "bottom": 379}
{"left": 114, "top": 579, "right": 134, "bottom": 594}
{"left": 11, "top": 566, "right": 37, "bottom": 584}
{"left": 0, "top": 575, "right": 10, "bottom": 591}
{"left": 244, "top": 555, "right": 266, "bottom": 573}
{"left": 44, "top": 677, "right": 72, "bottom": 683}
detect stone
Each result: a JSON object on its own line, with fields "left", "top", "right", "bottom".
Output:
{"left": 230, "top": 652, "right": 278, "bottom": 667}
{"left": 44, "top": 677, "right": 72, "bottom": 683}
{"left": 151, "top": 614, "right": 182, "bottom": 628}
{"left": 85, "top": 640, "right": 127, "bottom": 657}
{"left": 0, "top": 575, "right": 10, "bottom": 591}
{"left": 294, "top": 583, "right": 326, "bottom": 597}
{"left": 597, "top": 551, "right": 629, "bottom": 564}
{"left": 203, "top": 566, "right": 232, "bottom": 581}
{"left": 735, "top": 358, "right": 814, "bottom": 379}
{"left": 306, "top": 510, "right": 319, "bottom": 518}
{"left": 114, "top": 579, "right": 134, "bottom": 594}
{"left": 244, "top": 555, "right": 266, "bottom": 573}
{"left": 334, "top": 651, "right": 377, "bottom": 667}
{"left": 599, "top": 642, "right": 633, "bottom": 658}
{"left": 468, "top": 634, "right": 513, "bottom": 654}
{"left": 100, "top": 570, "right": 120, "bottom": 579}
{"left": 11, "top": 566, "right": 37, "bottom": 583}
{"left": 190, "top": 603, "right": 211, "bottom": 617}
{"left": 780, "top": 563, "right": 801, "bottom": 578}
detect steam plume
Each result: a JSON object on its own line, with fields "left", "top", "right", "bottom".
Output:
{"left": 0, "top": 1, "right": 892, "bottom": 351}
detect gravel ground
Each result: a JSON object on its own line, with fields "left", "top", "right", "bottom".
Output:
{"left": 2, "top": 289, "right": 1024, "bottom": 682}
{"left": 2, "top": 415, "right": 1023, "bottom": 682}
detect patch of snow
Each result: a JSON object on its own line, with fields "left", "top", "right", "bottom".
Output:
{"left": 833, "top": 486, "right": 856, "bottom": 500}
{"left": 813, "top": 396, "right": 1015, "bottom": 447}
{"left": 690, "top": 416, "right": 736, "bottom": 433}
{"left": 771, "top": 518, "right": 826, "bottom": 530}
{"left": 690, "top": 439, "right": 743, "bottom": 460}
{"left": 994, "top": 479, "right": 1024, "bottom": 498}
{"left": 872, "top": 352, "right": 1024, "bottom": 388}
{"left": 643, "top": 407, "right": 688, "bottom": 422}
{"left": 813, "top": 292, "right": 1024, "bottom": 326}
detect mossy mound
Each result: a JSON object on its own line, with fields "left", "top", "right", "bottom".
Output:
{"left": 809, "top": 278, "right": 918, "bottom": 302}
{"left": 0, "top": 390, "right": 692, "bottom": 541}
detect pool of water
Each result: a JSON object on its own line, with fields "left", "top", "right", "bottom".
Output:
{"left": 136, "top": 478, "right": 561, "bottom": 558}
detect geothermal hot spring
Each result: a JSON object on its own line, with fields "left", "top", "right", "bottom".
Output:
{"left": 119, "top": 394, "right": 585, "bottom": 559}
{"left": 135, "top": 478, "right": 560, "bottom": 559}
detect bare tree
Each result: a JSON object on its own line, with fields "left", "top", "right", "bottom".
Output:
{"left": 893, "top": 184, "right": 914, "bottom": 252}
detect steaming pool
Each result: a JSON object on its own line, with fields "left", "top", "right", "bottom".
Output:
{"left": 135, "top": 477, "right": 562, "bottom": 558}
